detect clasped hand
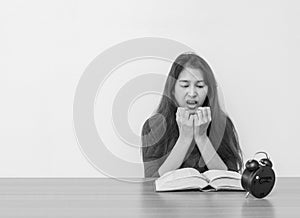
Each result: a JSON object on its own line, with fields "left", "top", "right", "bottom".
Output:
{"left": 176, "top": 107, "right": 211, "bottom": 142}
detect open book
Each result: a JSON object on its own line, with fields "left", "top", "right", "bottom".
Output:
{"left": 155, "top": 168, "right": 244, "bottom": 192}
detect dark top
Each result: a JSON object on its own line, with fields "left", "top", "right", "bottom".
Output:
{"left": 141, "top": 114, "right": 238, "bottom": 178}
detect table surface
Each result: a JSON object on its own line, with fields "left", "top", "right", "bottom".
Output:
{"left": 0, "top": 177, "right": 299, "bottom": 217}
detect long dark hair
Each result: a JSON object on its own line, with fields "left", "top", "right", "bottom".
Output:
{"left": 142, "top": 53, "right": 243, "bottom": 172}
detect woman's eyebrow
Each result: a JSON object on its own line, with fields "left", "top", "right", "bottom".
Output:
{"left": 179, "top": 80, "right": 204, "bottom": 83}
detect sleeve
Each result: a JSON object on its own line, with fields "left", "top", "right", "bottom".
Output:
{"left": 141, "top": 115, "right": 168, "bottom": 178}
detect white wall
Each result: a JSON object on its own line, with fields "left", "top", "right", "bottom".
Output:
{"left": 0, "top": 0, "right": 299, "bottom": 177}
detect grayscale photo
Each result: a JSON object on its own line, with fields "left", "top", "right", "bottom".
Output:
{"left": 0, "top": 0, "right": 299, "bottom": 217}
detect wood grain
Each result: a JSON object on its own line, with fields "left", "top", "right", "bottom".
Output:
{"left": 0, "top": 178, "right": 298, "bottom": 217}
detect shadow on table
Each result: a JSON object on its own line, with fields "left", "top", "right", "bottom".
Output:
{"left": 241, "top": 198, "right": 274, "bottom": 217}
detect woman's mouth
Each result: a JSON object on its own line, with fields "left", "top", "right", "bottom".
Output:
{"left": 186, "top": 100, "right": 198, "bottom": 109}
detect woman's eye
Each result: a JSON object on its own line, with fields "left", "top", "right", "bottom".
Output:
{"left": 181, "top": 85, "right": 204, "bottom": 88}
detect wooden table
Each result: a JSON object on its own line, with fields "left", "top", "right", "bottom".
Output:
{"left": 0, "top": 178, "right": 298, "bottom": 217}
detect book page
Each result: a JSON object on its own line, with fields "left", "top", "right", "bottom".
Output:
{"left": 155, "top": 177, "right": 208, "bottom": 191}
{"left": 155, "top": 168, "right": 243, "bottom": 192}
{"left": 210, "top": 178, "right": 243, "bottom": 191}
{"left": 158, "top": 168, "right": 208, "bottom": 183}
{"left": 202, "top": 170, "right": 241, "bottom": 182}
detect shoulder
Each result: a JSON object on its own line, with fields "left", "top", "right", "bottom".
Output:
{"left": 218, "top": 114, "right": 238, "bottom": 142}
{"left": 226, "top": 116, "right": 239, "bottom": 137}
{"left": 223, "top": 115, "right": 240, "bottom": 145}
{"left": 221, "top": 113, "right": 236, "bottom": 130}
{"left": 141, "top": 113, "right": 168, "bottom": 149}
{"left": 225, "top": 116, "right": 234, "bottom": 127}
{"left": 141, "top": 113, "right": 167, "bottom": 136}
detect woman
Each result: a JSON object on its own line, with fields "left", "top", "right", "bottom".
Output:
{"left": 141, "top": 52, "right": 243, "bottom": 178}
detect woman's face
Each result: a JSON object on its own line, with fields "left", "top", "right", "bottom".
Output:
{"left": 173, "top": 67, "right": 208, "bottom": 112}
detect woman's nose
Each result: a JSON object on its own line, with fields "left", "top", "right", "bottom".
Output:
{"left": 188, "top": 86, "right": 197, "bottom": 97}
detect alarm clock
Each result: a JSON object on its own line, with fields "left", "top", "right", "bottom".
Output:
{"left": 241, "top": 151, "right": 276, "bottom": 198}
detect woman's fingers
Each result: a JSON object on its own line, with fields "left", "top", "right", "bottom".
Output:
{"left": 184, "top": 110, "right": 194, "bottom": 126}
{"left": 206, "top": 107, "right": 212, "bottom": 122}
{"left": 197, "top": 108, "right": 203, "bottom": 124}
{"left": 184, "top": 110, "right": 189, "bottom": 120}
{"left": 176, "top": 107, "right": 184, "bottom": 127}
{"left": 177, "top": 107, "right": 211, "bottom": 126}
{"left": 202, "top": 107, "right": 208, "bottom": 123}
{"left": 179, "top": 108, "right": 193, "bottom": 126}
{"left": 196, "top": 107, "right": 211, "bottom": 124}
{"left": 176, "top": 111, "right": 180, "bottom": 124}
{"left": 201, "top": 107, "right": 211, "bottom": 122}
{"left": 176, "top": 107, "right": 192, "bottom": 126}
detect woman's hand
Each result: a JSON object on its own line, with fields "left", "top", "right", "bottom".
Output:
{"left": 176, "top": 107, "right": 194, "bottom": 143}
{"left": 193, "top": 107, "right": 211, "bottom": 142}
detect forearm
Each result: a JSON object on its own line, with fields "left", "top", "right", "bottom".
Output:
{"left": 195, "top": 136, "right": 228, "bottom": 170}
{"left": 158, "top": 137, "right": 192, "bottom": 176}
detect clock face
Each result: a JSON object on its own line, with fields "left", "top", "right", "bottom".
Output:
{"left": 251, "top": 167, "right": 276, "bottom": 198}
